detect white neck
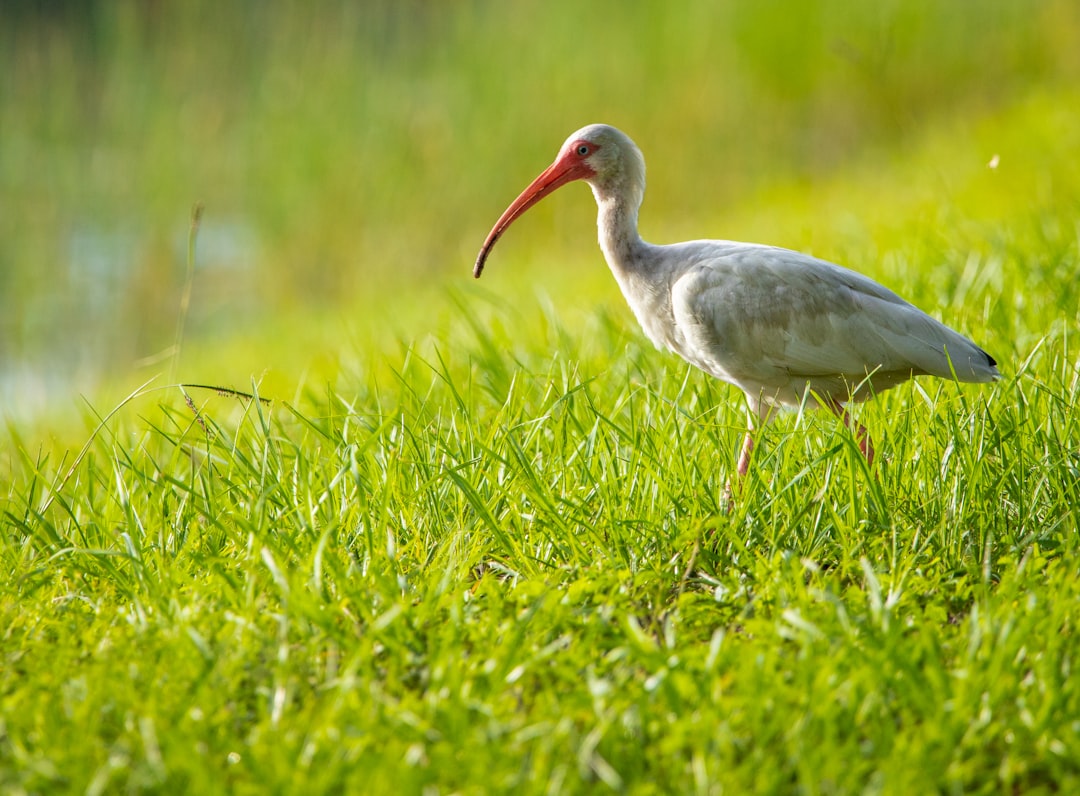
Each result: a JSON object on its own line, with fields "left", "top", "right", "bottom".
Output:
{"left": 591, "top": 176, "right": 649, "bottom": 279}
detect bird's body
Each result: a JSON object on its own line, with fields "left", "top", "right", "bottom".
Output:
{"left": 606, "top": 238, "right": 997, "bottom": 418}
{"left": 474, "top": 124, "right": 999, "bottom": 475}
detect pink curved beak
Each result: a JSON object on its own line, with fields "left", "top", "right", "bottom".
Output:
{"left": 473, "top": 153, "right": 595, "bottom": 278}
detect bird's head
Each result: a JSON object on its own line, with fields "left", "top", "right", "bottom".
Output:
{"left": 556, "top": 124, "right": 645, "bottom": 194}
{"left": 473, "top": 124, "right": 645, "bottom": 278}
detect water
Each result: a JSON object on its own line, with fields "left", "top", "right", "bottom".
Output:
{"left": 1, "top": 217, "right": 261, "bottom": 425}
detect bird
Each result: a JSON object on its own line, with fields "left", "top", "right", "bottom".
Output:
{"left": 473, "top": 124, "right": 999, "bottom": 479}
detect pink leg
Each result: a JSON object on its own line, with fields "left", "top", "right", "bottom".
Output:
{"left": 726, "top": 404, "right": 774, "bottom": 507}
{"left": 722, "top": 430, "right": 756, "bottom": 511}
{"left": 825, "top": 399, "right": 875, "bottom": 466}
{"left": 736, "top": 431, "right": 755, "bottom": 477}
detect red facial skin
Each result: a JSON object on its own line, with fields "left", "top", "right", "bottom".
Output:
{"left": 474, "top": 140, "right": 600, "bottom": 278}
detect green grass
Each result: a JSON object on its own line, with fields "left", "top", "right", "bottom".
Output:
{"left": 3, "top": 281, "right": 1079, "bottom": 792}
{"left": 4, "top": 2, "right": 1080, "bottom": 793}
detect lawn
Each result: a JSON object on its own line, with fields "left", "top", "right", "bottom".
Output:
{"left": 3, "top": 2, "right": 1080, "bottom": 793}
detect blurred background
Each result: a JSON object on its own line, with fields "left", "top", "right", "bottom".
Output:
{"left": 2, "top": 0, "right": 1079, "bottom": 423}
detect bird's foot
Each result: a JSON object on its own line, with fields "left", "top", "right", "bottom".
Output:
{"left": 722, "top": 479, "right": 735, "bottom": 512}
{"left": 722, "top": 476, "right": 747, "bottom": 513}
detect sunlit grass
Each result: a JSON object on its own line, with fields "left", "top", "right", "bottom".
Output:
{"left": 4, "top": 231, "right": 1080, "bottom": 792}
{"left": 3, "top": 282, "right": 1078, "bottom": 791}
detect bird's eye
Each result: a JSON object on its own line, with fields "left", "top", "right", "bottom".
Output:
{"left": 576, "top": 144, "right": 590, "bottom": 156}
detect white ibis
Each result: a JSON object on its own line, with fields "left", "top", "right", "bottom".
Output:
{"left": 474, "top": 124, "right": 999, "bottom": 477}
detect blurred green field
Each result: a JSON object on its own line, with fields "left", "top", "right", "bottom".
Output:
{"left": 3, "top": 1, "right": 1080, "bottom": 794}
{"left": 2, "top": 0, "right": 1078, "bottom": 419}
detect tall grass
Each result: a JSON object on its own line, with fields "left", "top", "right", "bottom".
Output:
{"left": 3, "top": 275, "right": 1078, "bottom": 790}
{"left": 2, "top": 0, "right": 1078, "bottom": 394}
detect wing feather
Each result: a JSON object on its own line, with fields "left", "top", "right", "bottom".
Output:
{"left": 667, "top": 243, "right": 997, "bottom": 406}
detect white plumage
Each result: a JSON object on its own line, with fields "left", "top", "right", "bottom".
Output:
{"left": 475, "top": 124, "right": 999, "bottom": 476}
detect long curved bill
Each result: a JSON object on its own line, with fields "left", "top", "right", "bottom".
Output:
{"left": 473, "top": 156, "right": 593, "bottom": 278}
